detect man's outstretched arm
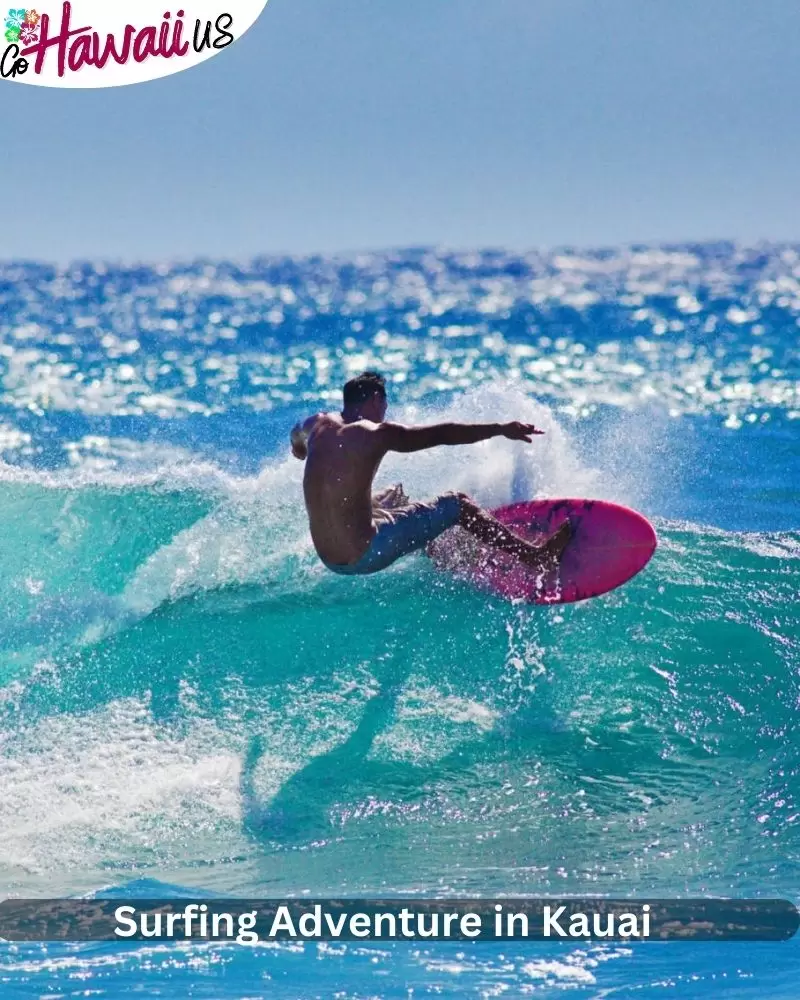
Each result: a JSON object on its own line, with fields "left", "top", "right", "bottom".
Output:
{"left": 378, "top": 420, "right": 543, "bottom": 454}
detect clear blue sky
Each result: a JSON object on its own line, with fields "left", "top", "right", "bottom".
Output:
{"left": 4, "top": 0, "right": 799, "bottom": 261}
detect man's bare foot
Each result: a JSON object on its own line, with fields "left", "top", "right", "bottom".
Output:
{"left": 546, "top": 519, "right": 572, "bottom": 560}
{"left": 520, "top": 520, "right": 572, "bottom": 571}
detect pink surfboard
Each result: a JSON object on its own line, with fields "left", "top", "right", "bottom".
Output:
{"left": 428, "top": 498, "right": 657, "bottom": 605}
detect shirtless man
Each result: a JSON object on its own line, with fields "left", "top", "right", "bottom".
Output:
{"left": 290, "top": 371, "right": 571, "bottom": 576}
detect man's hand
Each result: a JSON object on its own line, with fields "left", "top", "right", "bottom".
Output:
{"left": 500, "top": 421, "right": 544, "bottom": 442}
{"left": 290, "top": 422, "right": 309, "bottom": 460}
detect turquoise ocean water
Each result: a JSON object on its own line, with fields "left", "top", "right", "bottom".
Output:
{"left": 0, "top": 244, "right": 798, "bottom": 996}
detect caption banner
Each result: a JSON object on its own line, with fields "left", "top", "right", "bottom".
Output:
{"left": 0, "top": 898, "right": 797, "bottom": 944}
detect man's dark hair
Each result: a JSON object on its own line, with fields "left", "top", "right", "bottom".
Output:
{"left": 343, "top": 371, "right": 386, "bottom": 408}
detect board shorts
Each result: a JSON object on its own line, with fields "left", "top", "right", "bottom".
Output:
{"left": 322, "top": 490, "right": 463, "bottom": 576}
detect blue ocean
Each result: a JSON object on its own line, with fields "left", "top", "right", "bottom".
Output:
{"left": 0, "top": 243, "right": 798, "bottom": 997}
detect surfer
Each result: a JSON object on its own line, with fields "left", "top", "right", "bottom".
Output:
{"left": 290, "top": 371, "right": 571, "bottom": 576}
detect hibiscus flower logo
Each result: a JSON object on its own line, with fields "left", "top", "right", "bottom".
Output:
{"left": 5, "top": 6, "right": 37, "bottom": 44}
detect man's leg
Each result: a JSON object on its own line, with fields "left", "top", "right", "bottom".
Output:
{"left": 456, "top": 494, "right": 570, "bottom": 570}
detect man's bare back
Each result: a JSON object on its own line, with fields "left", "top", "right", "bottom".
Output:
{"left": 296, "top": 412, "right": 391, "bottom": 565}
{"left": 291, "top": 372, "right": 571, "bottom": 575}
